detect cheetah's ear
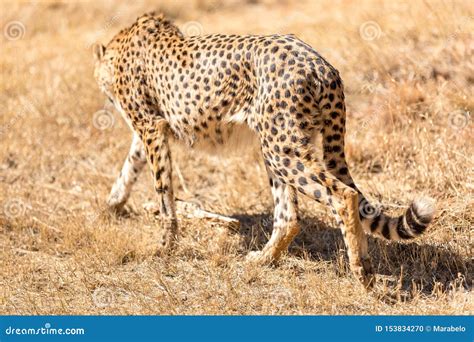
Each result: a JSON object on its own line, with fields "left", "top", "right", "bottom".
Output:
{"left": 92, "top": 43, "right": 105, "bottom": 62}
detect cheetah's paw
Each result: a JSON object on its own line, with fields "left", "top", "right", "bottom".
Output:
{"left": 352, "top": 256, "right": 375, "bottom": 290}
{"left": 245, "top": 250, "right": 275, "bottom": 265}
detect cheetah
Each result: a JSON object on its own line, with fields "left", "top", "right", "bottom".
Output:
{"left": 92, "top": 13, "right": 435, "bottom": 287}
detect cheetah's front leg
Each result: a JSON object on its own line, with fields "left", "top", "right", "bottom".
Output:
{"left": 107, "top": 133, "right": 147, "bottom": 213}
{"left": 141, "top": 121, "right": 178, "bottom": 251}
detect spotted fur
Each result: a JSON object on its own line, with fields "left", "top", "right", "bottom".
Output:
{"left": 93, "top": 13, "right": 435, "bottom": 287}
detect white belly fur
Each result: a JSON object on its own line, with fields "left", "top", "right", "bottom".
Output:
{"left": 184, "top": 122, "right": 257, "bottom": 156}
{"left": 173, "top": 109, "right": 258, "bottom": 156}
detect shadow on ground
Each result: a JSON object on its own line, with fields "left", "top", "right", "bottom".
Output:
{"left": 233, "top": 212, "right": 473, "bottom": 296}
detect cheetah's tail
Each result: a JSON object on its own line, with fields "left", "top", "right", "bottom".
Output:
{"left": 358, "top": 196, "right": 436, "bottom": 240}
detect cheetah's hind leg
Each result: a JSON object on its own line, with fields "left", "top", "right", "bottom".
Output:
{"left": 141, "top": 121, "right": 178, "bottom": 253}
{"left": 246, "top": 172, "right": 300, "bottom": 265}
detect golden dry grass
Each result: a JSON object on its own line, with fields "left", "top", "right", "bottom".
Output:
{"left": 0, "top": 0, "right": 473, "bottom": 315}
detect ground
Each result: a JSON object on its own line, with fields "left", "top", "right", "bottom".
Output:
{"left": 0, "top": 0, "right": 472, "bottom": 315}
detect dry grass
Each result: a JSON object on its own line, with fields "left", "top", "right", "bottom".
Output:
{"left": 0, "top": 0, "right": 473, "bottom": 315}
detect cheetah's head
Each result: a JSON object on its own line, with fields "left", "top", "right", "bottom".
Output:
{"left": 92, "top": 43, "right": 116, "bottom": 102}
